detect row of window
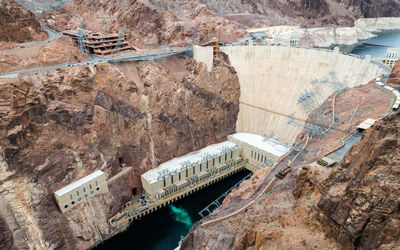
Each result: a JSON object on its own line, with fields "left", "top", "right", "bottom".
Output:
{"left": 250, "top": 150, "right": 275, "bottom": 166}
{"left": 163, "top": 151, "right": 235, "bottom": 187}
{"left": 157, "top": 159, "right": 240, "bottom": 200}
{"left": 251, "top": 150, "right": 268, "bottom": 163}
{"left": 64, "top": 187, "right": 101, "bottom": 209}
{"left": 68, "top": 180, "right": 99, "bottom": 201}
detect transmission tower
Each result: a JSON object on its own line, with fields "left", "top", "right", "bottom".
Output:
{"left": 297, "top": 89, "right": 329, "bottom": 136}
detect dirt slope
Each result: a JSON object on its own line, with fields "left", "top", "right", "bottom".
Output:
{"left": 0, "top": 0, "right": 47, "bottom": 43}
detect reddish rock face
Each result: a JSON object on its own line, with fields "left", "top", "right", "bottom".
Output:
{"left": 41, "top": 0, "right": 245, "bottom": 48}
{"left": 317, "top": 114, "right": 400, "bottom": 249}
{"left": 336, "top": 0, "right": 400, "bottom": 18}
{"left": 0, "top": 0, "right": 47, "bottom": 43}
{"left": 0, "top": 36, "right": 89, "bottom": 74}
{"left": 0, "top": 54, "right": 240, "bottom": 249}
{"left": 292, "top": 166, "right": 321, "bottom": 199}
{"left": 386, "top": 60, "right": 400, "bottom": 88}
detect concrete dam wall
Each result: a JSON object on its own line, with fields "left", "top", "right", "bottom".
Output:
{"left": 209, "top": 46, "right": 386, "bottom": 145}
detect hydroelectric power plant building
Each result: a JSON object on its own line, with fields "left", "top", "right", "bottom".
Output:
{"left": 54, "top": 170, "right": 108, "bottom": 213}
{"left": 110, "top": 133, "right": 290, "bottom": 226}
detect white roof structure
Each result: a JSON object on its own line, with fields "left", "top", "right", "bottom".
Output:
{"left": 384, "top": 86, "right": 394, "bottom": 91}
{"left": 357, "top": 118, "right": 376, "bottom": 130}
{"left": 142, "top": 141, "right": 239, "bottom": 184}
{"left": 54, "top": 170, "right": 105, "bottom": 197}
{"left": 229, "top": 133, "right": 290, "bottom": 157}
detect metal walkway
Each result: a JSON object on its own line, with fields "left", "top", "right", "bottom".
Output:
{"left": 198, "top": 171, "right": 253, "bottom": 218}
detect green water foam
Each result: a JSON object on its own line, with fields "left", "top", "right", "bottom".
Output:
{"left": 169, "top": 205, "right": 193, "bottom": 228}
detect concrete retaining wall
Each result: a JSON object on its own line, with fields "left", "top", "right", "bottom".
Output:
{"left": 193, "top": 46, "right": 213, "bottom": 72}
{"left": 221, "top": 46, "right": 386, "bottom": 145}
{"left": 355, "top": 17, "right": 400, "bottom": 32}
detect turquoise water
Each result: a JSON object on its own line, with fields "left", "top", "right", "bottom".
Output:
{"left": 351, "top": 29, "right": 400, "bottom": 57}
{"left": 169, "top": 205, "right": 193, "bottom": 229}
{"left": 95, "top": 170, "right": 251, "bottom": 250}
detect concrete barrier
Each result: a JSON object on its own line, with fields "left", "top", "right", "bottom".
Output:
{"left": 193, "top": 46, "right": 213, "bottom": 72}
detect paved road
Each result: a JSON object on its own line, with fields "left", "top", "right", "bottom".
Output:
{"left": 0, "top": 48, "right": 191, "bottom": 78}
{"left": 1, "top": 26, "right": 61, "bottom": 53}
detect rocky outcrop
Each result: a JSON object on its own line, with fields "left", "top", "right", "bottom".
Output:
{"left": 0, "top": 0, "right": 47, "bottom": 43}
{"left": 336, "top": 0, "right": 400, "bottom": 18}
{"left": 386, "top": 60, "right": 400, "bottom": 88}
{"left": 0, "top": 54, "right": 240, "bottom": 249}
{"left": 292, "top": 166, "right": 322, "bottom": 199}
{"left": 41, "top": 0, "right": 244, "bottom": 48}
{"left": 197, "top": 0, "right": 400, "bottom": 27}
{"left": 0, "top": 36, "right": 89, "bottom": 74}
{"left": 317, "top": 114, "right": 400, "bottom": 249}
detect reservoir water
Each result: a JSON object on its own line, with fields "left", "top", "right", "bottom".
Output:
{"left": 351, "top": 29, "right": 400, "bottom": 57}
{"left": 96, "top": 169, "right": 251, "bottom": 250}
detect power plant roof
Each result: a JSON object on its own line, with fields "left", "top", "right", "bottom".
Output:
{"left": 54, "top": 170, "right": 105, "bottom": 197}
{"left": 142, "top": 141, "right": 239, "bottom": 184}
{"left": 229, "top": 133, "right": 290, "bottom": 157}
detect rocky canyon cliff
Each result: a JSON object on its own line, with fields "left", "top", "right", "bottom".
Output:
{"left": 0, "top": 0, "right": 47, "bottom": 49}
{"left": 0, "top": 53, "right": 240, "bottom": 249}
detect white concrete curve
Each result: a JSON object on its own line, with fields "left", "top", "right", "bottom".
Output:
{"left": 220, "top": 46, "right": 386, "bottom": 145}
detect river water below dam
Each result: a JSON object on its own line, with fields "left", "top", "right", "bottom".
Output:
{"left": 94, "top": 30, "right": 400, "bottom": 250}
{"left": 95, "top": 169, "right": 251, "bottom": 250}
